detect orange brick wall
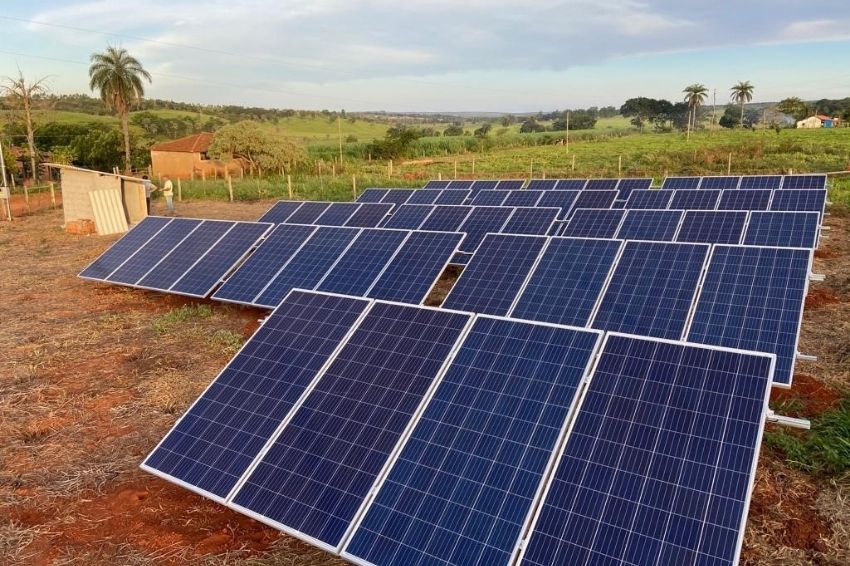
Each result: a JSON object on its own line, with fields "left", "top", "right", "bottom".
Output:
{"left": 150, "top": 151, "right": 241, "bottom": 180}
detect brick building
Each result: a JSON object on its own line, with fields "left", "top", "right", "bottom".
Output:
{"left": 150, "top": 132, "right": 239, "bottom": 180}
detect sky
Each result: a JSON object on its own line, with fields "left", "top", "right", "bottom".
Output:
{"left": 2, "top": 1, "right": 850, "bottom": 112}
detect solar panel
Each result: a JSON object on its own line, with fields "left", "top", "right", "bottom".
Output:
{"left": 740, "top": 175, "right": 782, "bottom": 190}
{"left": 495, "top": 179, "right": 525, "bottom": 190}
{"left": 434, "top": 189, "right": 471, "bottom": 205}
{"left": 744, "top": 211, "right": 820, "bottom": 248}
{"left": 406, "top": 189, "right": 442, "bottom": 205}
{"left": 344, "top": 317, "right": 602, "bottom": 566}
{"left": 470, "top": 180, "right": 498, "bottom": 193}
{"left": 108, "top": 218, "right": 203, "bottom": 285}
{"left": 450, "top": 252, "right": 472, "bottom": 265}
{"left": 471, "top": 191, "right": 509, "bottom": 206}
{"left": 616, "top": 178, "right": 652, "bottom": 201}
{"left": 448, "top": 180, "right": 474, "bottom": 189}
{"left": 420, "top": 205, "right": 473, "bottom": 232}
{"left": 367, "top": 231, "right": 463, "bottom": 303}
{"left": 137, "top": 220, "right": 235, "bottom": 291}
{"left": 503, "top": 207, "right": 559, "bottom": 235}
{"left": 142, "top": 290, "right": 371, "bottom": 501}
{"left": 356, "top": 188, "right": 389, "bottom": 203}
{"left": 781, "top": 174, "right": 827, "bottom": 190}
{"left": 555, "top": 179, "right": 588, "bottom": 190}
{"left": 230, "top": 302, "right": 473, "bottom": 549}
{"left": 79, "top": 216, "right": 171, "bottom": 280}
{"left": 528, "top": 179, "right": 559, "bottom": 190}
{"left": 561, "top": 209, "right": 625, "bottom": 238}
{"left": 503, "top": 190, "right": 544, "bottom": 207}
{"left": 669, "top": 189, "right": 721, "bottom": 210}
{"left": 212, "top": 224, "right": 317, "bottom": 304}
{"left": 688, "top": 245, "right": 811, "bottom": 387}
{"left": 770, "top": 189, "right": 827, "bottom": 217}
{"left": 442, "top": 234, "right": 547, "bottom": 315}
{"left": 258, "top": 201, "right": 303, "bottom": 223}
{"left": 254, "top": 227, "right": 360, "bottom": 307}
{"left": 171, "top": 222, "right": 273, "bottom": 298}
{"left": 610, "top": 200, "right": 627, "bottom": 209}
{"left": 380, "top": 204, "right": 434, "bottom": 229}
{"left": 616, "top": 210, "right": 683, "bottom": 241}
{"left": 317, "top": 228, "right": 409, "bottom": 296}
{"left": 286, "top": 201, "right": 332, "bottom": 224}
{"left": 676, "top": 210, "right": 747, "bottom": 244}
{"left": 592, "top": 241, "right": 709, "bottom": 339}
{"left": 625, "top": 190, "right": 674, "bottom": 209}
{"left": 344, "top": 203, "right": 393, "bottom": 228}
{"left": 718, "top": 189, "right": 772, "bottom": 210}
{"left": 511, "top": 237, "right": 622, "bottom": 326}
{"left": 661, "top": 176, "right": 701, "bottom": 190}
{"left": 519, "top": 333, "right": 774, "bottom": 566}
{"left": 700, "top": 176, "right": 741, "bottom": 190}
{"left": 572, "top": 190, "right": 617, "bottom": 209}
{"left": 585, "top": 179, "right": 618, "bottom": 191}
{"left": 315, "top": 202, "right": 360, "bottom": 226}
{"left": 424, "top": 179, "right": 450, "bottom": 189}
{"left": 381, "top": 189, "right": 414, "bottom": 206}
{"left": 537, "top": 190, "right": 580, "bottom": 219}
{"left": 458, "top": 206, "right": 514, "bottom": 252}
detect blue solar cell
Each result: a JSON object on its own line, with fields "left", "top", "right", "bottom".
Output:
{"left": 79, "top": 216, "right": 171, "bottom": 280}
{"left": 254, "top": 227, "right": 359, "bottom": 307}
{"left": 317, "top": 229, "right": 409, "bottom": 296}
{"left": 617, "top": 178, "right": 653, "bottom": 194}
{"left": 625, "top": 190, "right": 674, "bottom": 209}
{"left": 231, "top": 302, "right": 472, "bottom": 548}
{"left": 669, "top": 189, "right": 721, "bottom": 210}
{"left": 458, "top": 207, "right": 514, "bottom": 251}
{"left": 503, "top": 190, "right": 544, "bottom": 207}
{"left": 356, "top": 189, "right": 389, "bottom": 203}
{"left": 424, "top": 180, "right": 450, "bottom": 189}
{"left": 611, "top": 200, "right": 627, "bottom": 209}
{"left": 367, "top": 231, "right": 463, "bottom": 303}
{"left": 137, "top": 220, "right": 234, "bottom": 291}
{"left": 661, "top": 176, "right": 701, "bottom": 190}
{"left": 344, "top": 317, "right": 601, "bottom": 566}
{"left": 520, "top": 334, "right": 773, "bottom": 566}
{"left": 315, "top": 202, "right": 360, "bottom": 226}
{"left": 689, "top": 245, "right": 811, "bottom": 386}
{"left": 503, "top": 207, "right": 559, "bottom": 235}
{"left": 616, "top": 210, "right": 683, "bottom": 241}
{"left": 345, "top": 203, "right": 393, "bottom": 227}
{"left": 142, "top": 290, "right": 371, "bottom": 500}
{"left": 537, "top": 190, "right": 580, "bottom": 219}
{"left": 718, "top": 189, "right": 772, "bottom": 210}
{"left": 381, "top": 189, "right": 414, "bottom": 206}
{"left": 406, "top": 189, "right": 442, "bottom": 205}
{"left": 781, "top": 174, "right": 827, "bottom": 190}
{"left": 171, "top": 222, "right": 273, "bottom": 297}
{"left": 286, "top": 202, "right": 332, "bottom": 224}
{"left": 740, "top": 175, "right": 782, "bottom": 190}
{"left": 555, "top": 179, "right": 588, "bottom": 190}
{"left": 770, "top": 189, "right": 827, "bottom": 216}
{"left": 442, "top": 234, "right": 547, "bottom": 315}
{"left": 573, "top": 190, "right": 617, "bottom": 209}
{"left": 592, "top": 241, "right": 709, "bottom": 339}
{"left": 434, "top": 189, "right": 470, "bottom": 205}
{"left": 448, "top": 180, "right": 474, "bottom": 189}
{"left": 258, "top": 201, "right": 303, "bottom": 223}
{"left": 744, "top": 211, "right": 819, "bottom": 248}
{"left": 471, "top": 191, "right": 509, "bottom": 206}
{"left": 528, "top": 179, "right": 558, "bottom": 190}
{"left": 512, "top": 237, "right": 622, "bottom": 326}
{"left": 380, "top": 204, "right": 435, "bottom": 229}
{"left": 213, "top": 224, "right": 317, "bottom": 304}
{"left": 561, "top": 209, "right": 625, "bottom": 238}
{"left": 470, "top": 180, "right": 498, "bottom": 195}
{"left": 676, "top": 210, "right": 747, "bottom": 244}
{"left": 108, "top": 219, "right": 202, "bottom": 284}
{"left": 419, "top": 205, "right": 473, "bottom": 232}
{"left": 450, "top": 252, "right": 471, "bottom": 265}
{"left": 495, "top": 179, "right": 525, "bottom": 190}
{"left": 585, "top": 179, "right": 619, "bottom": 190}
{"left": 700, "top": 176, "right": 741, "bottom": 190}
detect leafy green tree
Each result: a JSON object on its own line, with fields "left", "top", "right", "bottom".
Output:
{"left": 776, "top": 97, "right": 811, "bottom": 121}
{"left": 500, "top": 115, "right": 515, "bottom": 127}
{"left": 730, "top": 81, "right": 755, "bottom": 127}
{"left": 208, "top": 120, "right": 305, "bottom": 172}
{"left": 552, "top": 110, "right": 597, "bottom": 131}
{"left": 68, "top": 126, "right": 124, "bottom": 171}
{"left": 473, "top": 123, "right": 492, "bottom": 137}
{"left": 443, "top": 123, "right": 465, "bottom": 136}
{"left": 366, "top": 125, "right": 421, "bottom": 159}
{"left": 519, "top": 118, "right": 545, "bottom": 133}
{"left": 719, "top": 105, "right": 740, "bottom": 129}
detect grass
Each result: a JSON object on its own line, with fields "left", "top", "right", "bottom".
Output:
{"left": 764, "top": 401, "right": 850, "bottom": 476}
{"left": 152, "top": 304, "right": 214, "bottom": 333}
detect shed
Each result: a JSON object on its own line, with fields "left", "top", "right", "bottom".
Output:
{"left": 150, "top": 132, "right": 238, "bottom": 180}
{"left": 796, "top": 115, "right": 839, "bottom": 128}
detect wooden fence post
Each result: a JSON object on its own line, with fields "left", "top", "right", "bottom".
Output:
{"left": 530, "top": 159, "right": 534, "bottom": 178}
{"left": 287, "top": 175, "right": 293, "bottom": 199}
{"left": 618, "top": 155, "right": 622, "bottom": 177}
{"left": 49, "top": 182, "right": 56, "bottom": 208}
{"left": 454, "top": 160, "right": 458, "bottom": 179}
{"left": 571, "top": 153, "right": 576, "bottom": 172}
{"left": 472, "top": 158, "right": 475, "bottom": 177}
{"left": 239, "top": 167, "right": 244, "bottom": 180}
{"left": 438, "top": 172, "right": 442, "bottom": 181}
{"left": 352, "top": 174, "right": 357, "bottom": 200}
{"left": 227, "top": 175, "right": 234, "bottom": 202}
{"left": 177, "top": 178, "right": 182, "bottom": 202}
{"left": 727, "top": 153, "right": 732, "bottom": 175}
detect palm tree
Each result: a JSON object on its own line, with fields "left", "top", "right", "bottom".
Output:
{"left": 730, "top": 81, "right": 755, "bottom": 127}
{"left": 88, "top": 46, "right": 151, "bottom": 173}
{"left": 683, "top": 83, "right": 708, "bottom": 139}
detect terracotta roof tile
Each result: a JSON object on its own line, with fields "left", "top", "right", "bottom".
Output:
{"left": 150, "top": 132, "right": 214, "bottom": 153}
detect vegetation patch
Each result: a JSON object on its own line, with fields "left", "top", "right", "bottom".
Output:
{"left": 764, "top": 400, "right": 850, "bottom": 476}
{"left": 152, "top": 304, "right": 214, "bottom": 334}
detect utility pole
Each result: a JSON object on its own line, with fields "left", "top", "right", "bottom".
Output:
{"left": 0, "top": 136, "right": 11, "bottom": 220}
{"left": 712, "top": 89, "right": 717, "bottom": 129}
{"left": 565, "top": 111, "right": 570, "bottom": 153}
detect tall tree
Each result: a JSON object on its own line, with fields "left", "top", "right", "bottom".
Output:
{"left": 683, "top": 83, "right": 708, "bottom": 139}
{"left": 2, "top": 71, "right": 50, "bottom": 185}
{"left": 730, "top": 81, "right": 755, "bottom": 127}
{"left": 88, "top": 46, "right": 151, "bottom": 173}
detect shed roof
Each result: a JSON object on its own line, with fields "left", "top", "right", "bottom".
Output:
{"left": 150, "top": 132, "right": 214, "bottom": 153}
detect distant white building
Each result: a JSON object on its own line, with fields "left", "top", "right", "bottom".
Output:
{"left": 797, "top": 115, "right": 838, "bottom": 128}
